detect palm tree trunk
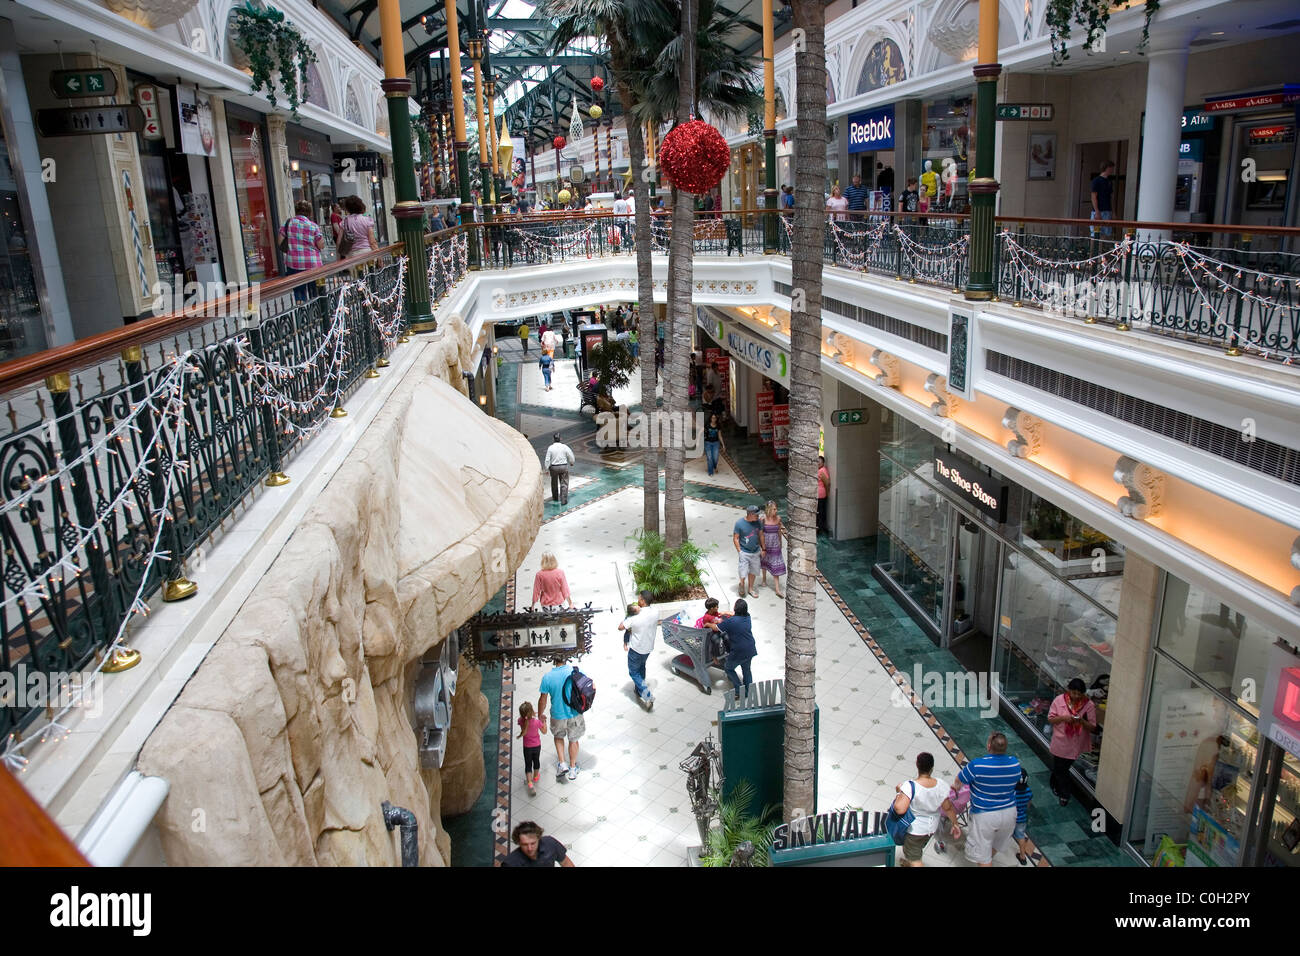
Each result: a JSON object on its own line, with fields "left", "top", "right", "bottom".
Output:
{"left": 783, "top": 0, "right": 827, "bottom": 825}
{"left": 663, "top": 0, "right": 697, "bottom": 550}
{"left": 621, "top": 88, "right": 661, "bottom": 536}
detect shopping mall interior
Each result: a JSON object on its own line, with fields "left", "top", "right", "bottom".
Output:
{"left": 0, "top": 0, "right": 1298, "bottom": 880}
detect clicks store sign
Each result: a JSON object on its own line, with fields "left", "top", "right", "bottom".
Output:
{"left": 720, "top": 319, "right": 788, "bottom": 386}
{"left": 847, "top": 105, "right": 895, "bottom": 153}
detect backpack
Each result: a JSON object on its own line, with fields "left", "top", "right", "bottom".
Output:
{"left": 563, "top": 666, "right": 596, "bottom": 713}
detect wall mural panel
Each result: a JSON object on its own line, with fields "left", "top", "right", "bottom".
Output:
{"left": 856, "top": 38, "right": 907, "bottom": 96}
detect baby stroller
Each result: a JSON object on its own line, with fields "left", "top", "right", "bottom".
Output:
{"left": 933, "top": 783, "right": 971, "bottom": 855}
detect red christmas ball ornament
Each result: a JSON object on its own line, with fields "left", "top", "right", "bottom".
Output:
{"left": 590, "top": 76, "right": 604, "bottom": 92}
{"left": 553, "top": 135, "right": 566, "bottom": 150}
{"left": 658, "top": 120, "right": 730, "bottom": 195}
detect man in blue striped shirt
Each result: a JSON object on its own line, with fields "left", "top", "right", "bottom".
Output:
{"left": 956, "top": 732, "right": 1023, "bottom": 866}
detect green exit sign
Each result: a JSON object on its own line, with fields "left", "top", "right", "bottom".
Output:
{"left": 833, "top": 408, "right": 867, "bottom": 426}
{"left": 49, "top": 69, "right": 118, "bottom": 99}
{"left": 997, "top": 103, "right": 1054, "bottom": 121}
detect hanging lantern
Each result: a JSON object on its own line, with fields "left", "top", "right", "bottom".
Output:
{"left": 553, "top": 135, "right": 567, "bottom": 150}
{"left": 558, "top": 188, "right": 572, "bottom": 204}
{"left": 589, "top": 104, "right": 603, "bottom": 120}
{"left": 658, "top": 119, "right": 730, "bottom": 195}
{"left": 590, "top": 76, "right": 604, "bottom": 92}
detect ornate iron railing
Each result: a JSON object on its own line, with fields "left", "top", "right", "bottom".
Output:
{"left": 0, "top": 246, "right": 432, "bottom": 761}
{"left": 463, "top": 209, "right": 1300, "bottom": 361}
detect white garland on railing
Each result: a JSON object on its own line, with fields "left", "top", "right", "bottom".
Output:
{"left": 506, "top": 221, "right": 602, "bottom": 257}
{"left": 1171, "top": 243, "right": 1299, "bottom": 364}
{"left": 997, "top": 231, "right": 1134, "bottom": 313}
{"left": 2, "top": 355, "right": 193, "bottom": 771}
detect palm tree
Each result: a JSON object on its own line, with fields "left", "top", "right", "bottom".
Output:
{"left": 783, "top": 0, "right": 827, "bottom": 825}
{"left": 542, "top": 0, "right": 664, "bottom": 536}
{"left": 630, "top": 0, "right": 760, "bottom": 548}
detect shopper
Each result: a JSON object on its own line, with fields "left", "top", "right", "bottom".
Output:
{"left": 618, "top": 590, "right": 660, "bottom": 708}
{"left": 956, "top": 732, "right": 1024, "bottom": 867}
{"left": 517, "top": 701, "right": 544, "bottom": 794}
{"left": 537, "top": 661, "right": 584, "bottom": 781}
{"left": 336, "top": 195, "right": 378, "bottom": 258}
{"left": 705, "top": 598, "right": 757, "bottom": 696}
{"left": 539, "top": 351, "right": 554, "bottom": 391}
{"left": 825, "top": 185, "right": 848, "bottom": 220}
{"left": 893, "top": 752, "right": 961, "bottom": 868}
{"left": 278, "top": 200, "right": 324, "bottom": 303}
{"left": 703, "top": 413, "right": 723, "bottom": 477}
{"left": 816, "top": 456, "right": 831, "bottom": 535}
{"left": 733, "top": 503, "right": 763, "bottom": 598}
{"left": 1014, "top": 769, "right": 1034, "bottom": 865}
{"left": 1090, "top": 160, "right": 1116, "bottom": 238}
{"left": 329, "top": 202, "right": 344, "bottom": 245}
{"left": 759, "top": 500, "right": 787, "bottom": 598}
{"left": 531, "top": 552, "right": 573, "bottom": 608}
{"left": 542, "top": 433, "right": 575, "bottom": 505}
{"left": 1047, "top": 678, "right": 1099, "bottom": 806}
{"left": 519, "top": 321, "right": 530, "bottom": 354}
{"left": 501, "top": 821, "right": 576, "bottom": 867}
{"left": 843, "top": 173, "right": 869, "bottom": 212}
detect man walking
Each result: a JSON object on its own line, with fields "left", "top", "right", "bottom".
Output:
{"left": 1090, "top": 160, "right": 1116, "bottom": 238}
{"left": 543, "top": 432, "right": 575, "bottom": 505}
{"left": 843, "top": 173, "right": 870, "bottom": 212}
{"left": 538, "top": 660, "right": 585, "bottom": 781}
{"left": 501, "top": 821, "right": 577, "bottom": 867}
{"left": 956, "top": 732, "right": 1024, "bottom": 867}
{"left": 733, "top": 503, "right": 763, "bottom": 598}
{"left": 618, "top": 590, "right": 662, "bottom": 709}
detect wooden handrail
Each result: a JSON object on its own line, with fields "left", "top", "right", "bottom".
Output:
{"left": 0, "top": 242, "right": 404, "bottom": 395}
{"left": 0, "top": 766, "right": 90, "bottom": 866}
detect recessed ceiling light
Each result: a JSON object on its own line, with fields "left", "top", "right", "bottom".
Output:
{"left": 1120, "top": 50, "right": 1130, "bottom": 54}
{"left": 1212, "top": 31, "right": 1225, "bottom": 36}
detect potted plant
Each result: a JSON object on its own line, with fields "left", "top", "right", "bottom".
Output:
{"left": 698, "top": 780, "right": 777, "bottom": 867}
{"left": 627, "top": 530, "right": 709, "bottom": 603}
{"left": 229, "top": 2, "right": 316, "bottom": 115}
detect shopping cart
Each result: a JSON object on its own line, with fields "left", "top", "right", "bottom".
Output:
{"left": 933, "top": 783, "right": 971, "bottom": 855}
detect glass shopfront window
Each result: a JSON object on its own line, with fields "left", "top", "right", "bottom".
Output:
{"left": 225, "top": 106, "right": 278, "bottom": 282}
{"left": 0, "top": 127, "right": 47, "bottom": 360}
{"left": 1128, "top": 576, "right": 1300, "bottom": 867}
{"left": 921, "top": 92, "right": 973, "bottom": 213}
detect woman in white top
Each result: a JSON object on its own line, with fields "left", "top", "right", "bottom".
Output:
{"left": 892, "top": 751, "right": 961, "bottom": 867}
{"left": 825, "top": 184, "right": 848, "bottom": 220}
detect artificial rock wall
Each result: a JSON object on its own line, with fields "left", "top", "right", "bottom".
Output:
{"left": 137, "top": 317, "right": 542, "bottom": 865}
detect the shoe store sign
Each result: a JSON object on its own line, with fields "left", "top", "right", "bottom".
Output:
{"left": 933, "top": 449, "right": 1007, "bottom": 523}
{"left": 462, "top": 606, "right": 596, "bottom": 667}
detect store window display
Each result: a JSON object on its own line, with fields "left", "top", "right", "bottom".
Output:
{"left": 1128, "top": 578, "right": 1300, "bottom": 867}
{"left": 921, "top": 93, "right": 972, "bottom": 213}
{"left": 225, "top": 107, "right": 279, "bottom": 282}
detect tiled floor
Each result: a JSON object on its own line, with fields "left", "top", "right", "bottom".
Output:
{"left": 445, "top": 340, "right": 1131, "bottom": 867}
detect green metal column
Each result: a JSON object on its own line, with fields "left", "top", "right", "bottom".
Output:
{"left": 964, "top": 0, "right": 1001, "bottom": 301}
{"left": 377, "top": 0, "right": 432, "bottom": 330}
{"left": 445, "top": 0, "right": 478, "bottom": 268}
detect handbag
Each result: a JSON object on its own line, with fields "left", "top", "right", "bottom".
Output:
{"left": 885, "top": 781, "right": 916, "bottom": 846}
{"left": 277, "top": 218, "right": 291, "bottom": 254}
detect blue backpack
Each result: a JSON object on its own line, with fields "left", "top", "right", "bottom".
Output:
{"left": 885, "top": 781, "right": 916, "bottom": 846}
{"left": 563, "top": 667, "right": 596, "bottom": 713}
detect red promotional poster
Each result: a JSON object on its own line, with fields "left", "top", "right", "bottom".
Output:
{"left": 772, "top": 404, "right": 790, "bottom": 460}
{"left": 757, "top": 390, "right": 774, "bottom": 443}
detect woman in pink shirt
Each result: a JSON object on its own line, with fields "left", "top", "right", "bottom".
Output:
{"left": 1047, "top": 677, "right": 1098, "bottom": 806}
{"left": 816, "top": 455, "right": 830, "bottom": 535}
{"left": 531, "top": 552, "right": 573, "bottom": 608}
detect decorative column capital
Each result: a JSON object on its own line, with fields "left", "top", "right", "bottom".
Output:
{"left": 1002, "top": 406, "right": 1042, "bottom": 458}
{"left": 1114, "top": 455, "right": 1165, "bottom": 519}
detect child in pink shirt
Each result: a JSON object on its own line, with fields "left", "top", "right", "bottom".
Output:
{"left": 518, "top": 701, "right": 544, "bottom": 792}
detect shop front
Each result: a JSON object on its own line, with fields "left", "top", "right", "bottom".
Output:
{"left": 129, "top": 74, "right": 224, "bottom": 296}
{"left": 710, "top": 312, "right": 788, "bottom": 464}
{"left": 920, "top": 90, "right": 974, "bottom": 213}
{"left": 1125, "top": 578, "right": 1300, "bottom": 867}
{"left": 845, "top": 104, "right": 897, "bottom": 209}
{"left": 224, "top": 103, "right": 279, "bottom": 282}
{"left": 334, "top": 150, "right": 390, "bottom": 246}
{"left": 286, "top": 123, "right": 336, "bottom": 254}
{"left": 875, "top": 411, "right": 1124, "bottom": 800}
